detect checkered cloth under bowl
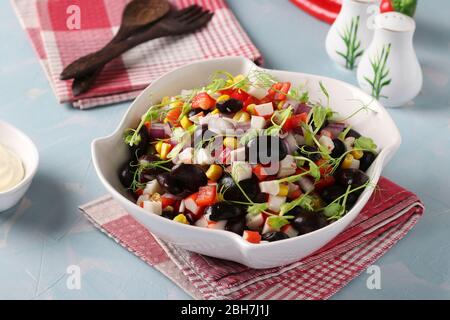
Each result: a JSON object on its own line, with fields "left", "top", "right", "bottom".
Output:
{"left": 79, "top": 177, "right": 424, "bottom": 300}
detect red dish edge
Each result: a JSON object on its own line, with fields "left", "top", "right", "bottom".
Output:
{"left": 290, "top": 0, "right": 342, "bottom": 24}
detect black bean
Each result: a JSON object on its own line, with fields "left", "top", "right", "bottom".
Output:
{"left": 261, "top": 231, "right": 289, "bottom": 242}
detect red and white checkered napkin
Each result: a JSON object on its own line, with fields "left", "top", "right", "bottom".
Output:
{"left": 11, "top": 0, "right": 262, "bottom": 109}
{"left": 79, "top": 177, "right": 424, "bottom": 300}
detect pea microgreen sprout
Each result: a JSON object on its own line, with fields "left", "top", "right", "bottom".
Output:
{"left": 167, "top": 125, "right": 197, "bottom": 160}
{"left": 354, "top": 136, "right": 377, "bottom": 153}
{"left": 265, "top": 106, "right": 293, "bottom": 136}
{"left": 239, "top": 128, "right": 262, "bottom": 145}
{"left": 206, "top": 70, "right": 252, "bottom": 93}
{"left": 176, "top": 90, "right": 197, "bottom": 122}
{"left": 129, "top": 158, "right": 172, "bottom": 192}
{"left": 246, "top": 203, "right": 269, "bottom": 216}
{"left": 266, "top": 215, "right": 295, "bottom": 231}
{"left": 284, "top": 82, "right": 309, "bottom": 103}
{"left": 277, "top": 156, "right": 321, "bottom": 184}
{"left": 322, "top": 180, "right": 374, "bottom": 220}
{"left": 247, "top": 69, "right": 278, "bottom": 89}
{"left": 124, "top": 97, "right": 183, "bottom": 147}
{"left": 319, "top": 81, "right": 330, "bottom": 108}
{"left": 280, "top": 193, "right": 314, "bottom": 216}
{"left": 338, "top": 125, "right": 353, "bottom": 140}
{"left": 205, "top": 70, "right": 231, "bottom": 92}
{"left": 335, "top": 98, "right": 377, "bottom": 123}
{"left": 217, "top": 164, "right": 275, "bottom": 216}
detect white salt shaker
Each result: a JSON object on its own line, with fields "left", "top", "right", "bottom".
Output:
{"left": 325, "top": 0, "right": 379, "bottom": 70}
{"left": 357, "top": 12, "right": 422, "bottom": 107}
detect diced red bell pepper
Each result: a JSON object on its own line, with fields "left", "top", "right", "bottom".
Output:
{"left": 165, "top": 107, "right": 182, "bottom": 125}
{"left": 266, "top": 82, "right": 291, "bottom": 101}
{"left": 144, "top": 121, "right": 151, "bottom": 130}
{"left": 288, "top": 188, "right": 303, "bottom": 200}
{"left": 184, "top": 192, "right": 205, "bottom": 220}
{"left": 243, "top": 95, "right": 259, "bottom": 108}
{"left": 230, "top": 89, "right": 250, "bottom": 102}
{"left": 287, "top": 183, "right": 303, "bottom": 200}
{"left": 295, "top": 167, "right": 308, "bottom": 175}
{"left": 243, "top": 230, "right": 261, "bottom": 244}
{"left": 315, "top": 159, "right": 332, "bottom": 176}
{"left": 275, "top": 82, "right": 291, "bottom": 101}
{"left": 282, "top": 112, "right": 308, "bottom": 131}
{"left": 265, "top": 83, "right": 281, "bottom": 101}
{"left": 220, "top": 89, "right": 258, "bottom": 107}
{"left": 161, "top": 194, "right": 177, "bottom": 208}
{"left": 172, "top": 200, "right": 182, "bottom": 213}
{"left": 314, "top": 175, "right": 335, "bottom": 192}
{"left": 219, "top": 88, "right": 234, "bottom": 96}
{"left": 192, "top": 92, "right": 216, "bottom": 110}
{"left": 135, "top": 188, "right": 144, "bottom": 196}
{"left": 195, "top": 185, "right": 217, "bottom": 207}
{"left": 252, "top": 164, "right": 270, "bottom": 181}
{"left": 258, "top": 96, "right": 274, "bottom": 104}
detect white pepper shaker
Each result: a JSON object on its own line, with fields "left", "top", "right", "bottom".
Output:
{"left": 357, "top": 12, "right": 422, "bottom": 107}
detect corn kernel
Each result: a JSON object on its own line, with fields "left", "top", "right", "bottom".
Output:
{"left": 150, "top": 193, "right": 161, "bottom": 202}
{"left": 217, "top": 94, "right": 230, "bottom": 103}
{"left": 206, "top": 164, "right": 223, "bottom": 181}
{"left": 278, "top": 184, "right": 289, "bottom": 197}
{"left": 352, "top": 149, "right": 363, "bottom": 160}
{"left": 311, "top": 195, "right": 325, "bottom": 210}
{"left": 170, "top": 100, "right": 184, "bottom": 108}
{"left": 246, "top": 104, "right": 256, "bottom": 115}
{"left": 211, "top": 108, "right": 220, "bottom": 115}
{"left": 160, "top": 142, "right": 172, "bottom": 160}
{"left": 180, "top": 115, "right": 193, "bottom": 129}
{"left": 155, "top": 141, "right": 163, "bottom": 154}
{"left": 233, "top": 111, "right": 251, "bottom": 122}
{"left": 223, "top": 137, "right": 238, "bottom": 149}
{"left": 161, "top": 96, "right": 171, "bottom": 105}
{"left": 341, "top": 154, "right": 354, "bottom": 169}
{"left": 233, "top": 74, "right": 245, "bottom": 84}
{"left": 277, "top": 101, "right": 285, "bottom": 110}
{"left": 173, "top": 214, "right": 189, "bottom": 224}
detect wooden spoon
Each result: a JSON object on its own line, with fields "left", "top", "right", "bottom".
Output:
{"left": 60, "top": 6, "right": 213, "bottom": 80}
{"left": 68, "top": 0, "right": 170, "bottom": 96}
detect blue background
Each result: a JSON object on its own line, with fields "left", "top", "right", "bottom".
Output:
{"left": 0, "top": 0, "right": 449, "bottom": 299}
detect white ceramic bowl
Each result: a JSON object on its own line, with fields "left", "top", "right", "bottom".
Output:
{"left": 0, "top": 121, "right": 39, "bottom": 212}
{"left": 92, "top": 57, "right": 401, "bottom": 268}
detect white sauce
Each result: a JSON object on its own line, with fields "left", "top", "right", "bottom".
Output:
{"left": 0, "top": 144, "right": 24, "bottom": 192}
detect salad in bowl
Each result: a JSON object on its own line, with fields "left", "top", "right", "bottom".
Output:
{"left": 92, "top": 57, "right": 400, "bottom": 268}
{"left": 121, "top": 69, "right": 379, "bottom": 241}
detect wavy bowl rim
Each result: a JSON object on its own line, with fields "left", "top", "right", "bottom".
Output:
{"left": 91, "top": 56, "right": 401, "bottom": 254}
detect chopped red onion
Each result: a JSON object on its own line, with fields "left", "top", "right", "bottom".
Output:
{"left": 323, "top": 122, "right": 346, "bottom": 138}
{"left": 147, "top": 123, "right": 170, "bottom": 139}
{"left": 294, "top": 103, "right": 311, "bottom": 114}
{"left": 283, "top": 133, "right": 298, "bottom": 154}
{"left": 298, "top": 177, "right": 315, "bottom": 193}
{"left": 234, "top": 121, "right": 251, "bottom": 132}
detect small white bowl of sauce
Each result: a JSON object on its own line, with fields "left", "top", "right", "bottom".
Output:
{"left": 0, "top": 120, "right": 39, "bottom": 212}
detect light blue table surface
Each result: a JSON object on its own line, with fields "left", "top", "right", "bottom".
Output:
{"left": 0, "top": 0, "right": 449, "bottom": 300}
